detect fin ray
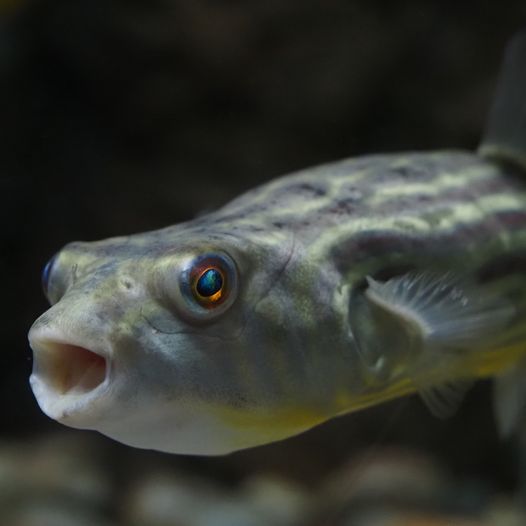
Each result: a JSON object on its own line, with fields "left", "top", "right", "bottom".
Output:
{"left": 355, "top": 271, "right": 514, "bottom": 418}
{"left": 365, "top": 273, "right": 513, "bottom": 353}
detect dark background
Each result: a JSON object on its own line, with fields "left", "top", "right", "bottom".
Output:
{"left": 2, "top": 0, "right": 526, "bottom": 523}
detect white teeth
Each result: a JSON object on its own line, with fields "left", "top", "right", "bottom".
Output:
{"left": 28, "top": 328, "right": 111, "bottom": 423}
{"left": 33, "top": 341, "right": 108, "bottom": 395}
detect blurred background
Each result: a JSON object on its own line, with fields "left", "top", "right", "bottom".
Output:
{"left": 2, "top": 1, "right": 526, "bottom": 524}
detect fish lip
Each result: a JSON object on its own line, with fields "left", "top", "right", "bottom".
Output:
{"left": 28, "top": 325, "right": 114, "bottom": 424}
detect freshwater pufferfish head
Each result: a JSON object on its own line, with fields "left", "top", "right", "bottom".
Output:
{"left": 28, "top": 220, "right": 349, "bottom": 455}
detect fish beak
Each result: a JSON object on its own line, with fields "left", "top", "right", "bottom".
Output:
{"left": 28, "top": 327, "right": 111, "bottom": 424}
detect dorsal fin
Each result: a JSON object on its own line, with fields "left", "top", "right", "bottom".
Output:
{"left": 479, "top": 30, "right": 526, "bottom": 170}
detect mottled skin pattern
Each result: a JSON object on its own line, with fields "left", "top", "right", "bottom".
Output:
{"left": 29, "top": 150, "right": 526, "bottom": 454}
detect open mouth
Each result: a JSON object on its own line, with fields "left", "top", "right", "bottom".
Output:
{"left": 31, "top": 340, "right": 108, "bottom": 396}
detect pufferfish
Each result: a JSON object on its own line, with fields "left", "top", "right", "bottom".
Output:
{"left": 29, "top": 32, "right": 526, "bottom": 455}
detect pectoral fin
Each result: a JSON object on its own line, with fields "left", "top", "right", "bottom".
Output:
{"left": 365, "top": 273, "right": 512, "bottom": 352}
{"left": 353, "top": 272, "right": 513, "bottom": 416}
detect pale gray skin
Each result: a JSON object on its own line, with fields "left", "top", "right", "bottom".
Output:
{"left": 29, "top": 152, "right": 526, "bottom": 454}
{"left": 29, "top": 180, "right": 360, "bottom": 454}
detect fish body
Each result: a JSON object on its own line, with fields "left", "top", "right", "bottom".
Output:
{"left": 28, "top": 33, "right": 526, "bottom": 455}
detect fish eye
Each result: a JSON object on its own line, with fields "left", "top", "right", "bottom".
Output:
{"left": 41, "top": 253, "right": 58, "bottom": 303}
{"left": 177, "top": 252, "right": 238, "bottom": 321}
{"left": 194, "top": 267, "right": 224, "bottom": 303}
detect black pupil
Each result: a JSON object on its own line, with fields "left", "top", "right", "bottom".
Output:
{"left": 196, "top": 268, "right": 223, "bottom": 297}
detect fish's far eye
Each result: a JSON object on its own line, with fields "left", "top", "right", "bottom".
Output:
{"left": 176, "top": 252, "right": 238, "bottom": 321}
{"left": 41, "top": 253, "right": 58, "bottom": 303}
